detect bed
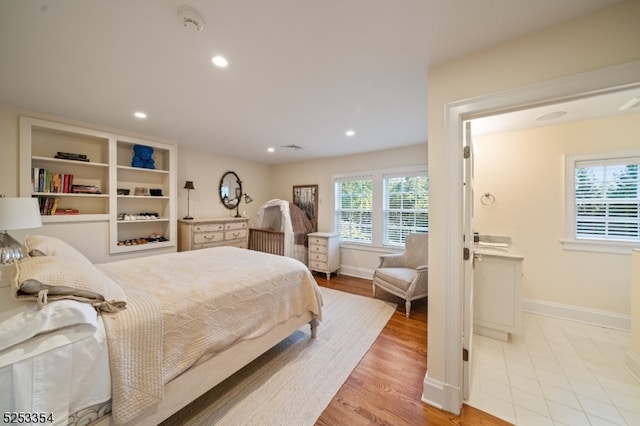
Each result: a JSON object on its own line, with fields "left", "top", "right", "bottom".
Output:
{"left": 249, "top": 199, "right": 315, "bottom": 264}
{"left": 0, "top": 235, "right": 323, "bottom": 426}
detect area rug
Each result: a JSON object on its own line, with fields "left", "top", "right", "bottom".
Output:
{"left": 160, "top": 286, "right": 396, "bottom": 426}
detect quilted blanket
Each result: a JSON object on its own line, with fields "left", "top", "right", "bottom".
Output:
{"left": 97, "top": 246, "right": 323, "bottom": 424}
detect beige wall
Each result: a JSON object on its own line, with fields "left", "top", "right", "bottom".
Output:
{"left": 1, "top": 103, "right": 425, "bottom": 269}
{"left": 0, "top": 105, "right": 273, "bottom": 263}
{"left": 177, "top": 147, "right": 272, "bottom": 221}
{"left": 633, "top": 250, "right": 640, "bottom": 356}
{"left": 426, "top": 0, "right": 640, "bottom": 411}
{"left": 474, "top": 113, "right": 640, "bottom": 314}
{"left": 271, "top": 143, "right": 427, "bottom": 277}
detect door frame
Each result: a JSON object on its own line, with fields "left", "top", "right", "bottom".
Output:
{"left": 438, "top": 59, "right": 640, "bottom": 414}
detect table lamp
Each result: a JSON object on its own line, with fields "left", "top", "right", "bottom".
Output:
{"left": 0, "top": 196, "right": 43, "bottom": 264}
{"left": 235, "top": 193, "right": 253, "bottom": 217}
{"left": 183, "top": 181, "right": 195, "bottom": 220}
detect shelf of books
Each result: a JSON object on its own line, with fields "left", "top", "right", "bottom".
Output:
{"left": 20, "top": 116, "right": 177, "bottom": 255}
{"left": 21, "top": 118, "right": 111, "bottom": 223}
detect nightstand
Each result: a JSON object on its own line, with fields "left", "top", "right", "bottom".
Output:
{"left": 308, "top": 232, "right": 340, "bottom": 280}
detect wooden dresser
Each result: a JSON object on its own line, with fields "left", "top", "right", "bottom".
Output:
{"left": 178, "top": 217, "right": 249, "bottom": 252}
{"left": 307, "top": 232, "right": 340, "bottom": 280}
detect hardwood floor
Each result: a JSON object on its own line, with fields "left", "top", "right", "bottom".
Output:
{"left": 314, "top": 273, "right": 511, "bottom": 426}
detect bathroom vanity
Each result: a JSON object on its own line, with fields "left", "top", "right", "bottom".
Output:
{"left": 473, "top": 242, "right": 524, "bottom": 342}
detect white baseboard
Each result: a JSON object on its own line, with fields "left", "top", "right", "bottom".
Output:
{"left": 422, "top": 372, "right": 462, "bottom": 415}
{"left": 625, "top": 349, "right": 640, "bottom": 382}
{"left": 337, "top": 265, "right": 374, "bottom": 280}
{"left": 522, "top": 298, "right": 630, "bottom": 331}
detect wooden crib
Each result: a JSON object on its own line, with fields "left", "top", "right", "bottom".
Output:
{"left": 248, "top": 228, "right": 285, "bottom": 256}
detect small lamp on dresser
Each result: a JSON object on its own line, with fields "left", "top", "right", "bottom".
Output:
{"left": 183, "top": 181, "right": 195, "bottom": 220}
{"left": 0, "top": 196, "right": 42, "bottom": 264}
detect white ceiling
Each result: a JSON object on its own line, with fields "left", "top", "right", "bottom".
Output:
{"left": 0, "top": 0, "right": 626, "bottom": 165}
{"left": 471, "top": 88, "right": 640, "bottom": 137}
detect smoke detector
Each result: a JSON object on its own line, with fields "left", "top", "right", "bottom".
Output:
{"left": 178, "top": 6, "right": 205, "bottom": 32}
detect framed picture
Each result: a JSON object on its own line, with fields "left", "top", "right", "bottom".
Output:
{"left": 292, "top": 184, "right": 318, "bottom": 232}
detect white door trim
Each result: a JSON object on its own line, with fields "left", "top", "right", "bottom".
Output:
{"left": 431, "top": 59, "right": 640, "bottom": 414}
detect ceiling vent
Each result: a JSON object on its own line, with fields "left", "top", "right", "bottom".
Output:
{"left": 178, "top": 6, "right": 205, "bottom": 32}
{"left": 281, "top": 144, "right": 304, "bottom": 150}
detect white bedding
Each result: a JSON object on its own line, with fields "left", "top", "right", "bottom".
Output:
{"left": 0, "top": 308, "right": 111, "bottom": 426}
{"left": 0, "top": 260, "right": 111, "bottom": 426}
{"left": 97, "top": 246, "right": 323, "bottom": 424}
{"left": 0, "top": 246, "right": 323, "bottom": 425}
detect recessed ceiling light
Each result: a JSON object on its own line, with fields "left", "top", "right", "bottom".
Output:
{"left": 134, "top": 112, "right": 147, "bottom": 119}
{"left": 212, "top": 55, "right": 229, "bottom": 68}
{"left": 535, "top": 111, "right": 566, "bottom": 121}
{"left": 345, "top": 129, "right": 355, "bottom": 137}
{"left": 619, "top": 96, "right": 640, "bottom": 111}
{"left": 267, "top": 147, "right": 275, "bottom": 153}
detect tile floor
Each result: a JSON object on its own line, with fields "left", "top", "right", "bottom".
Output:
{"left": 466, "top": 313, "right": 640, "bottom": 425}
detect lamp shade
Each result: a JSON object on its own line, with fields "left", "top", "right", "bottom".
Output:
{"left": 184, "top": 181, "right": 195, "bottom": 190}
{"left": 0, "top": 197, "right": 42, "bottom": 231}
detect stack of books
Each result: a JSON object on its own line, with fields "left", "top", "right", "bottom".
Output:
{"left": 54, "top": 151, "right": 90, "bottom": 162}
{"left": 71, "top": 184, "right": 101, "bottom": 194}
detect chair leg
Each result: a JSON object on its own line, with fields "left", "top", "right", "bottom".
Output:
{"left": 405, "top": 300, "right": 411, "bottom": 318}
{"left": 372, "top": 282, "right": 377, "bottom": 298}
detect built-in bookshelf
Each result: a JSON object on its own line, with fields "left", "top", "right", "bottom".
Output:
{"left": 111, "top": 137, "right": 175, "bottom": 254}
{"left": 19, "top": 116, "right": 177, "bottom": 254}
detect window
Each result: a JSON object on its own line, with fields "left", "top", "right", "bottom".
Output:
{"left": 334, "top": 166, "right": 428, "bottom": 247}
{"left": 335, "top": 176, "right": 373, "bottom": 243}
{"left": 384, "top": 173, "right": 429, "bottom": 245}
{"left": 565, "top": 150, "right": 640, "bottom": 252}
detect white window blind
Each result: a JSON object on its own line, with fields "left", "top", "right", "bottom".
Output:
{"left": 383, "top": 171, "right": 429, "bottom": 245}
{"left": 335, "top": 176, "right": 373, "bottom": 243}
{"left": 575, "top": 159, "right": 639, "bottom": 242}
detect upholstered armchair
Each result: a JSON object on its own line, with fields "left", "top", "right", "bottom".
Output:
{"left": 372, "top": 233, "right": 428, "bottom": 318}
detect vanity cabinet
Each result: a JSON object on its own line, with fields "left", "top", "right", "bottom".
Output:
{"left": 178, "top": 217, "right": 248, "bottom": 251}
{"left": 473, "top": 247, "right": 524, "bottom": 341}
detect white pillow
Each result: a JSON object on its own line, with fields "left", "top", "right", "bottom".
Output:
{"left": 0, "top": 283, "right": 98, "bottom": 352}
{"left": 14, "top": 256, "right": 127, "bottom": 313}
{"left": 23, "top": 235, "right": 92, "bottom": 265}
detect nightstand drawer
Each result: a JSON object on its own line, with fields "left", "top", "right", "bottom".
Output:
{"left": 310, "top": 260, "right": 328, "bottom": 271}
{"left": 309, "top": 243, "right": 327, "bottom": 255}
{"left": 309, "top": 236, "right": 328, "bottom": 247}
{"left": 309, "top": 252, "right": 328, "bottom": 262}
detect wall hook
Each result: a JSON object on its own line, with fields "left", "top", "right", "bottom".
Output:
{"left": 480, "top": 192, "right": 495, "bottom": 206}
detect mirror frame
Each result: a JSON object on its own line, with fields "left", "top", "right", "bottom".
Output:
{"left": 219, "top": 171, "right": 242, "bottom": 210}
{"left": 292, "top": 184, "right": 318, "bottom": 232}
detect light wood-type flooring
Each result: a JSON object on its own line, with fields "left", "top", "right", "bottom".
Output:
{"left": 314, "top": 272, "right": 511, "bottom": 426}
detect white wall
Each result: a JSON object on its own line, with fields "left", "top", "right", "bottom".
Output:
{"left": 474, "top": 113, "right": 640, "bottom": 315}
{"left": 426, "top": 0, "right": 640, "bottom": 413}
{"left": 272, "top": 143, "right": 427, "bottom": 277}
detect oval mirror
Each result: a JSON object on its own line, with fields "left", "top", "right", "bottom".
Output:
{"left": 219, "top": 171, "right": 242, "bottom": 210}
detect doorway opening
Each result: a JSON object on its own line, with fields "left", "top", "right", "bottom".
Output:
{"left": 436, "top": 59, "right": 640, "bottom": 416}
